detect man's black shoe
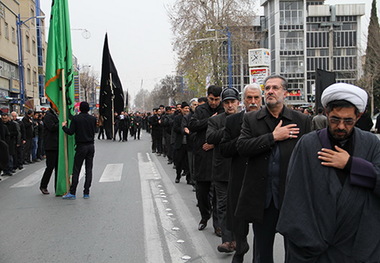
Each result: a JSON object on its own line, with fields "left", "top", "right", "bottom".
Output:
{"left": 39, "top": 187, "right": 50, "bottom": 195}
{"left": 198, "top": 219, "right": 207, "bottom": 231}
{"left": 214, "top": 227, "right": 222, "bottom": 237}
{"left": 175, "top": 178, "right": 180, "bottom": 183}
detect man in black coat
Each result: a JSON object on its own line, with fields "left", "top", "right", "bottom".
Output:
{"left": 236, "top": 75, "right": 311, "bottom": 263}
{"left": 220, "top": 84, "right": 263, "bottom": 263}
{"left": 189, "top": 85, "right": 224, "bottom": 231}
{"left": 151, "top": 108, "right": 163, "bottom": 155}
{"left": 11, "top": 112, "right": 25, "bottom": 170}
{"left": 172, "top": 102, "right": 190, "bottom": 183}
{"left": 62, "top": 102, "right": 97, "bottom": 200}
{"left": 2, "top": 113, "right": 17, "bottom": 176}
{"left": 206, "top": 87, "right": 240, "bottom": 253}
{"left": 134, "top": 112, "right": 143, "bottom": 140}
{"left": 39, "top": 108, "right": 59, "bottom": 195}
{"left": 22, "top": 109, "right": 34, "bottom": 163}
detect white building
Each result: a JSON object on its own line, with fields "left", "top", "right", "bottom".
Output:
{"left": 261, "top": 0, "right": 365, "bottom": 104}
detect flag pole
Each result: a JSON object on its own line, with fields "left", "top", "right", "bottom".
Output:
{"left": 110, "top": 73, "right": 115, "bottom": 139}
{"left": 61, "top": 69, "right": 70, "bottom": 193}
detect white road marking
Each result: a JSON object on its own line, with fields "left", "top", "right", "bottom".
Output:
{"left": 99, "top": 163, "right": 123, "bottom": 182}
{"left": 10, "top": 168, "right": 45, "bottom": 188}
{"left": 138, "top": 152, "right": 186, "bottom": 263}
{"left": 151, "top": 154, "right": 215, "bottom": 262}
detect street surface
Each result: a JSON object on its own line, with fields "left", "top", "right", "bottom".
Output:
{"left": 0, "top": 131, "right": 285, "bottom": 263}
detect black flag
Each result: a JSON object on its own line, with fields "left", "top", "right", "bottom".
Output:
{"left": 315, "top": 69, "right": 336, "bottom": 110}
{"left": 99, "top": 34, "right": 124, "bottom": 138}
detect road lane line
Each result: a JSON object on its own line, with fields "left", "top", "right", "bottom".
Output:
{"left": 151, "top": 154, "right": 216, "bottom": 262}
{"left": 99, "top": 163, "right": 123, "bottom": 182}
{"left": 10, "top": 168, "right": 45, "bottom": 188}
{"left": 138, "top": 153, "right": 166, "bottom": 263}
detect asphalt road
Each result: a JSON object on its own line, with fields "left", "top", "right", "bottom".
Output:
{"left": 0, "top": 131, "right": 285, "bottom": 263}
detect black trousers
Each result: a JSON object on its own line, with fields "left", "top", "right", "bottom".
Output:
{"left": 24, "top": 138, "right": 32, "bottom": 162}
{"left": 40, "top": 150, "right": 58, "bottom": 190}
{"left": 98, "top": 126, "right": 105, "bottom": 139}
{"left": 174, "top": 145, "right": 188, "bottom": 179}
{"left": 253, "top": 201, "right": 280, "bottom": 263}
{"left": 69, "top": 144, "right": 95, "bottom": 195}
{"left": 214, "top": 181, "right": 233, "bottom": 243}
{"left": 196, "top": 181, "right": 219, "bottom": 229}
{"left": 134, "top": 128, "right": 141, "bottom": 140}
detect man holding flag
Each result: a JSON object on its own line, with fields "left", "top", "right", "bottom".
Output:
{"left": 44, "top": 0, "right": 76, "bottom": 196}
{"left": 62, "top": 102, "right": 96, "bottom": 200}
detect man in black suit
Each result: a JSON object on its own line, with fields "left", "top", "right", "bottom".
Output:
{"left": 189, "top": 85, "right": 224, "bottom": 232}
{"left": 236, "top": 75, "right": 311, "bottom": 263}
{"left": 172, "top": 102, "right": 190, "bottom": 183}
{"left": 62, "top": 102, "right": 97, "bottom": 200}
{"left": 39, "top": 108, "right": 59, "bottom": 195}
{"left": 220, "top": 83, "right": 263, "bottom": 262}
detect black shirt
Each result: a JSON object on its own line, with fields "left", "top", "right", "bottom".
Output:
{"left": 62, "top": 112, "right": 97, "bottom": 145}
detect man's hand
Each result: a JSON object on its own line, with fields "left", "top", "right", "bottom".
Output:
{"left": 318, "top": 146, "right": 350, "bottom": 169}
{"left": 62, "top": 121, "right": 67, "bottom": 127}
{"left": 184, "top": 127, "right": 190, "bottom": 134}
{"left": 202, "top": 143, "right": 214, "bottom": 151}
{"left": 272, "top": 120, "right": 300, "bottom": 141}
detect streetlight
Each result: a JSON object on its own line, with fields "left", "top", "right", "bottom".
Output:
{"left": 16, "top": 14, "right": 45, "bottom": 114}
{"left": 207, "top": 27, "right": 233, "bottom": 89}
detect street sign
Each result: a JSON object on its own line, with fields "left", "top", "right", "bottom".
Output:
{"left": 249, "top": 68, "right": 270, "bottom": 89}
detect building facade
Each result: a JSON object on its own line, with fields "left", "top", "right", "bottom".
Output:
{"left": 0, "top": 0, "right": 46, "bottom": 113}
{"left": 219, "top": 18, "right": 266, "bottom": 92}
{"left": 261, "top": 0, "right": 365, "bottom": 104}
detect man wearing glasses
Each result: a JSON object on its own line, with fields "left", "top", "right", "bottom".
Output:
{"left": 236, "top": 75, "right": 311, "bottom": 262}
{"left": 278, "top": 83, "right": 380, "bottom": 262}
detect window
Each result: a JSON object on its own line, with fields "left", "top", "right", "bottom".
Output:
{"left": 32, "top": 39, "right": 36, "bottom": 56}
{"left": 11, "top": 27, "right": 15, "bottom": 43}
{"left": 27, "top": 66, "right": 31, "bottom": 85}
{"left": 33, "top": 69, "right": 37, "bottom": 87}
{"left": 4, "top": 21, "right": 8, "bottom": 39}
{"left": 25, "top": 34, "right": 30, "bottom": 53}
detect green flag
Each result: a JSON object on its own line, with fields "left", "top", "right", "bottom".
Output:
{"left": 45, "top": 0, "right": 75, "bottom": 196}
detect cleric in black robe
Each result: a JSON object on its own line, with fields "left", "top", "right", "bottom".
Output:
{"left": 277, "top": 83, "right": 380, "bottom": 263}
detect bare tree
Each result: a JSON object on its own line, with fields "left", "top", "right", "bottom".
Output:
{"left": 79, "top": 68, "right": 99, "bottom": 108}
{"left": 168, "top": 0, "right": 258, "bottom": 95}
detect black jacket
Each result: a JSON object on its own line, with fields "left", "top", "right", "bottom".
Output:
{"left": 189, "top": 102, "right": 224, "bottom": 181}
{"left": 236, "top": 106, "right": 311, "bottom": 222}
{"left": 206, "top": 112, "right": 231, "bottom": 182}
{"left": 43, "top": 109, "right": 59, "bottom": 151}
{"left": 62, "top": 112, "right": 97, "bottom": 145}
{"left": 22, "top": 115, "right": 33, "bottom": 139}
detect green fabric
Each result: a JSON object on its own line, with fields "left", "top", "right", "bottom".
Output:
{"left": 44, "top": 0, "right": 75, "bottom": 196}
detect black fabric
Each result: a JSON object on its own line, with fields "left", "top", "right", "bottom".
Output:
{"left": 62, "top": 112, "right": 97, "bottom": 145}
{"left": 99, "top": 34, "right": 125, "bottom": 138}
{"left": 40, "top": 150, "right": 58, "bottom": 190}
{"left": 70, "top": 143, "right": 95, "bottom": 195}
{"left": 277, "top": 128, "right": 380, "bottom": 262}
{"left": 189, "top": 102, "right": 224, "bottom": 181}
{"left": 236, "top": 106, "right": 311, "bottom": 223}
{"left": 43, "top": 109, "right": 59, "bottom": 151}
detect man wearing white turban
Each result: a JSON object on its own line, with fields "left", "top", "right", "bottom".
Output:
{"left": 277, "top": 83, "right": 380, "bottom": 262}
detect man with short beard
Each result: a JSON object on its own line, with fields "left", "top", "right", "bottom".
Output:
{"left": 236, "top": 75, "right": 311, "bottom": 262}
{"left": 277, "top": 83, "right": 380, "bottom": 262}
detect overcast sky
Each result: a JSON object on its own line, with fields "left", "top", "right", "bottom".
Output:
{"left": 40, "top": 0, "right": 374, "bottom": 102}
